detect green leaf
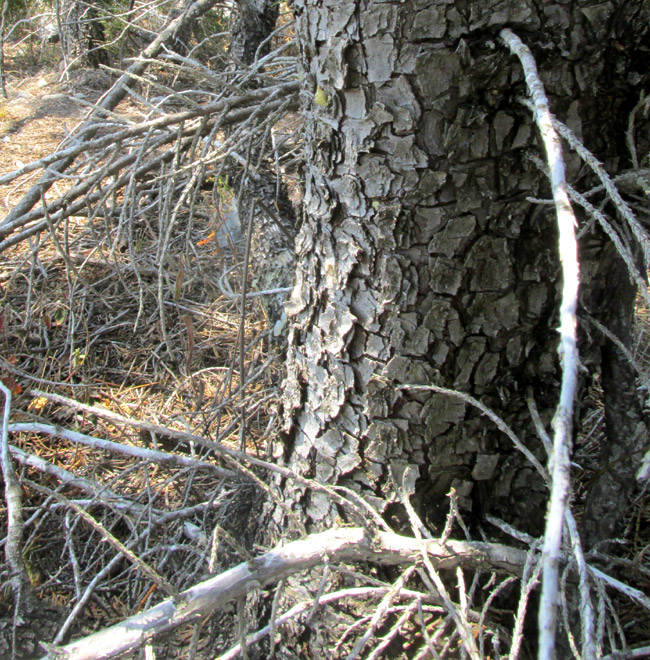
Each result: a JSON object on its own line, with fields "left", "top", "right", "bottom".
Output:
{"left": 314, "top": 85, "right": 328, "bottom": 107}
{"left": 54, "top": 307, "right": 67, "bottom": 325}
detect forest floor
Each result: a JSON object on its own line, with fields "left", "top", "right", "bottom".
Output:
{"left": 0, "top": 46, "right": 281, "bottom": 658}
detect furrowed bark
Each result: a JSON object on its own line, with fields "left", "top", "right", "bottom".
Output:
{"left": 280, "top": 0, "right": 566, "bottom": 534}
{"left": 229, "top": 0, "right": 280, "bottom": 67}
{"left": 278, "top": 0, "right": 649, "bottom": 541}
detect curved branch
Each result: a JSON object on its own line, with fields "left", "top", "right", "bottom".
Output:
{"left": 40, "top": 527, "right": 528, "bottom": 660}
{"left": 500, "top": 28, "right": 580, "bottom": 660}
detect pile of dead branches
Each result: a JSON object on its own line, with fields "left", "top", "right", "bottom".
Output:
{"left": 0, "top": 5, "right": 649, "bottom": 660}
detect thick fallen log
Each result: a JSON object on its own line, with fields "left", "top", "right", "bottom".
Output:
{"left": 39, "top": 527, "right": 528, "bottom": 660}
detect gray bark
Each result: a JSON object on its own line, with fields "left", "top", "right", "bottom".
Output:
{"left": 229, "top": 0, "right": 279, "bottom": 67}
{"left": 60, "top": 0, "right": 109, "bottom": 68}
{"left": 583, "top": 242, "right": 648, "bottom": 549}
{"left": 276, "top": 0, "right": 649, "bottom": 547}
{"left": 38, "top": 528, "right": 528, "bottom": 660}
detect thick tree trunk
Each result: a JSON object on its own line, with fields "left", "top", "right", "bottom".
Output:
{"left": 275, "top": 0, "right": 649, "bottom": 547}
{"left": 583, "top": 242, "right": 648, "bottom": 549}
{"left": 229, "top": 0, "right": 279, "bottom": 66}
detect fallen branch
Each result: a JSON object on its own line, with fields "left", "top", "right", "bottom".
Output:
{"left": 0, "top": 81, "right": 298, "bottom": 195}
{"left": 9, "top": 444, "right": 157, "bottom": 518}
{"left": 39, "top": 527, "right": 528, "bottom": 660}
{"left": 8, "top": 422, "right": 240, "bottom": 481}
{"left": 500, "top": 28, "right": 581, "bottom": 660}
{"left": 0, "top": 0, "right": 224, "bottom": 230}
{"left": 0, "top": 380, "right": 31, "bottom": 613}
{"left": 0, "top": 93, "right": 296, "bottom": 253}
{"left": 28, "top": 389, "right": 391, "bottom": 532}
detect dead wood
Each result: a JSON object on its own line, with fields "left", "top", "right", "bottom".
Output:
{"left": 39, "top": 527, "right": 528, "bottom": 660}
{"left": 0, "top": 0, "right": 224, "bottom": 232}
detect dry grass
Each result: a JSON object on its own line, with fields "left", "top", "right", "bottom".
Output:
{"left": 0, "top": 49, "right": 282, "bottom": 658}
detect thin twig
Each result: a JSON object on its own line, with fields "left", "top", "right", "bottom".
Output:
{"left": 219, "top": 586, "right": 442, "bottom": 660}
{"left": 565, "top": 509, "right": 597, "bottom": 659}
{"left": 28, "top": 480, "right": 179, "bottom": 599}
{"left": 1, "top": 0, "right": 226, "bottom": 230}
{"left": 346, "top": 565, "right": 417, "bottom": 660}
{"left": 553, "top": 117, "right": 650, "bottom": 268}
{"left": 239, "top": 198, "right": 256, "bottom": 452}
{"left": 8, "top": 421, "right": 239, "bottom": 480}
{"left": 395, "top": 473, "right": 481, "bottom": 659}
{"left": 509, "top": 540, "right": 542, "bottom": 660}
{"left": 396, "top": 383, "right": 548, "bottom": 482}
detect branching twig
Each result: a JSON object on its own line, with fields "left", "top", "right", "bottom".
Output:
{"left": 27, "top": 389, "right": 386, "bottom": 533}
{"left": 28, "top": 480, "right": 179, "bottom": 599}
{"left": 552, "top": 117, "right": 650, "bottom": 269}
{"left": 509, "top": 540, "right": 542, "bottom": 660}
{"left": 346, "top": 565, "right": 417, "bottom": 660}
{"left": 218, "top": 586, "right": 442, "bottom": 660}
{"left": 0, "top": 0, "right": 226, "bottom": 230}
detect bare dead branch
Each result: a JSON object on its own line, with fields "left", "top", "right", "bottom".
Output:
{"left": 9, "top": 444, "right": 155, "bottom": 517}
{"left": 500, "top": 28, "right": 581, "bottom": 660}
{"left": 0, "top": 380, "right": 32, "bottom": 620}
{"left": 218, "top": 586, "right": 443, "bottom": 660}
{"left": 0, "top": 81, "right": 298, "bottom": 191}
{"left": 0, "top": 93, "right": 297, "bottom": 253}
{"left": 8, "top": 421, "right": 239, "bottom": 480}
{"left": 553, "top": 117, "right": 650, "bottom": 269}
{"left": 0, "top": 0, "right": 225, "bottom": 229}
{"left": 601, "top": 646, "right": 650, "bottom": 660}
{"left": 28, "top": 481, "right": 179, "bottom": 598}
{"left": 40, "top": 527, "right": 528, "bottom": 660}
{"left": 27, "top": 389, "right": 390, "bottom": 532}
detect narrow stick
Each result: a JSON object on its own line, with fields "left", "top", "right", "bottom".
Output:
{"left": 500, "top": 28, "right": 581, "bottom": 660}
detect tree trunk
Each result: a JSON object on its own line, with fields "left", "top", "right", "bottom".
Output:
{"left": 61, "top": 0, "right": 109, "bottom": 69}
{"left": 275, "top": 0, "right": 650, "bottom": 549}
{"left": 227, "top": 0, "right": 296, "bottom": 335}
{"left": 582, "top": 240, "right": 648, "bottom": 549}
{"left": 229, "top": 0, "right": 279, "bottom": 67}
